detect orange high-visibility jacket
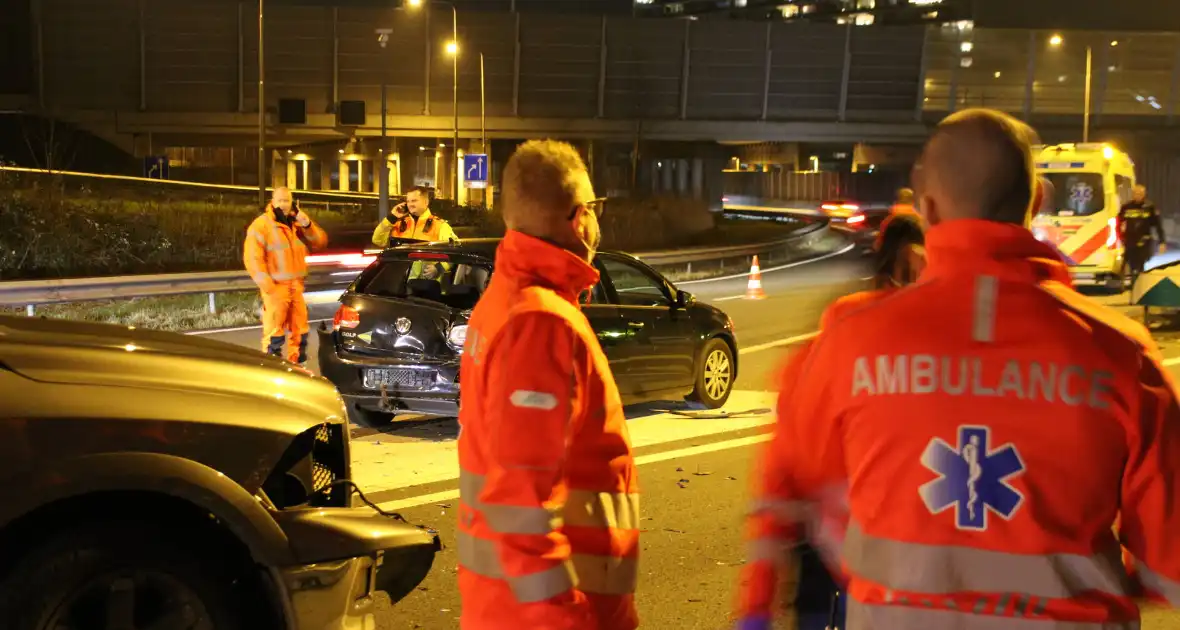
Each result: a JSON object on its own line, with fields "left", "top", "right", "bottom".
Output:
{"left": 457, "top": 230, "right": 640, "bottom": 630}
{"left": 371, "top": 208, "right": 456, "bottom": 247}
{"left": 243, "top": 206, "right": 327, "bottom": 292}
{"left": 738, "top": 219, "right": 1180, "bottom": 629}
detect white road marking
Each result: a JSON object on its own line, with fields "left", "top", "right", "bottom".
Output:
{"left": 187, "top": 318, "right": 330, "bottom": 336}
{"left": 677, "top": 242, "right": 857, "bottom": 286}
{"left": 1164, "top": 357, "right": 1180, "bottom": 367}
{"left": 373, "top": 433, "right": 773, "bottom": 513}
{"left": 739, "top": 331, "right": 819, "bottom": 356}
{"left": 713, "top": 295, "right": 744, "bottom": 302}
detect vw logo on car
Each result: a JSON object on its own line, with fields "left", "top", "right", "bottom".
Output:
{"left": 395, "top": 317, "right": 412, "bottom": 334}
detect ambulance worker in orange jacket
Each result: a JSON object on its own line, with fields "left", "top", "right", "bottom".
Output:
{"left": 736, "top": 107, "right": 1180, "bottom": 630}
{"left": 457, "top": 139, "right": 639, "bottom": 630}
{"left": 243, "top": 187, "right": 327, "bottom": 366}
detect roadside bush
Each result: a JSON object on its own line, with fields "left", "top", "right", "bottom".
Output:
{"left": 0, "top": 178, "right": 363, "bottom": 280}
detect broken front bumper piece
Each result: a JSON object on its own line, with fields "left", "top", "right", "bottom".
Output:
{"left": 271, "top": 506, "right": 442, "bottom": 629}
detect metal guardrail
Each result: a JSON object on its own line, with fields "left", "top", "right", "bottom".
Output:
{"left": 1, "top": 220, "right": 839, "bottom": 313}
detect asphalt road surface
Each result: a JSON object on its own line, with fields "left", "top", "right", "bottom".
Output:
{"left": 195, "top": 249, "right": 1180, "bottom": 630}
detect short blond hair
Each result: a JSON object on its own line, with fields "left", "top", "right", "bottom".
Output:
{"left": 502, "top": 140, "right": 588, "bottom": 227}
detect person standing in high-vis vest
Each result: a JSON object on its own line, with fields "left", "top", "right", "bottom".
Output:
{"left": 243, "top": 187, "right": 327, "bottom": 365}
{"left": 371, "top": 185, "right": 457, "bottom": 248}
{"left": 735, "top": 108, "right": 1180, "bottom": 630}
{"left": 457, "top": 139, "right": 638, "bottom": 630}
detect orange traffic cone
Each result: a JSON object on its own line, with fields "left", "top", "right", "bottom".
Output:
{"left": 745, "top": 255, "right": 766, "bottom": 300}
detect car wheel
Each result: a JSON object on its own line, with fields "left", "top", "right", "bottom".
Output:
{"left": 349, "top": 404, "right": 394, "bottom": 429}
{"left": 0, "top": 522, "right": 252, "bottom": 630}
{"left": 688, "top": 337, "right": 735, "bottom": 409}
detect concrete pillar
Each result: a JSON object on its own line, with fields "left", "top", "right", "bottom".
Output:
{"left": 398, "top": 139, "right": 416, "bottom": 195}
{"left": 286, "top": 161, "right": 297, "bottom": 189}
{"left": 692, "top": 157, "right": 704, "bottom": 198}
{"left": 660, "top": 159, "right": 674, "bottom": 194}
{"left": 676, "top": 159, "right": 690, "bottom": 196}
{"left": 338, "top": 160, "right": 349, "bottom": 192}
{"left": 320, "top": 158, "right": 333, "bottom": 191}
{"left": 302, "top": 160, "right": 310, "bottom": 191}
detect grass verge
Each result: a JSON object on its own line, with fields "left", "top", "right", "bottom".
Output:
{"left": 4, "top": 292, "right": 261, "bottom": 333}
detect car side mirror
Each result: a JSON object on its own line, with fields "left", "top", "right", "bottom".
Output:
{"left": 675, "top": 290, "right": 694, "bottom": 309}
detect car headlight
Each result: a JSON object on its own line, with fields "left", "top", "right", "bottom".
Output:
{"left": 447, "top": 324, "right": 468, "bottom": 350}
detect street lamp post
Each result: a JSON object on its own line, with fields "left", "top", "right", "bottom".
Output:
{"left": 410, "top": 0, "right": 459, "bottom": 203}
{"left": 1083, "top": 45, "right": 1093, "bottom": 143}
{"left": 257, "top": 0, "right": 266, "bottom": 208}
{"left": 376, "top": 28, "right": 392, "bottom": 219}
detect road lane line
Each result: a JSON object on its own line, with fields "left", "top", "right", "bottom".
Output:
{"left": 373, "top": 433, "right": 772, "bottom": 512}
{"left": 677, "top": 242, "right": 857, "bottom": 286}
{"left": 714, "top": 295, "right": 744, "bottom": 302}
{"left": 739, "top": 331, "right": 819, "bottom": 356}
{"left": 188, "top": 318, "right": 330, "bottom": 337}
{"left": 1164, "top": 357, "right": 1180, "bottom": 367}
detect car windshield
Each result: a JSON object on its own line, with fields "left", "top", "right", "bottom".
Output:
{"left": 1040, "top": 172, "right": 1106, "bottom": 217}
{"left": 353, "top": 256, "right": 491, "bottom": 311}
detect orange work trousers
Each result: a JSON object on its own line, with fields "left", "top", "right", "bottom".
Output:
{"left": 260, "top": 281, "right": 309, "bottom": 364}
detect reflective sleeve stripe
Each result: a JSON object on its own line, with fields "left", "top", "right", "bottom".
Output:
{"left": 563, "top": 489, "right": 640, "bottom": 531}
{"left": 1134, "top": 562, "right": 1180, "bottom": 606}
{"left": 458, "top": 531, "right": 638, "bottom": 599}
{"left": 460, "top": 470, "right": 565, "bottom": 535}
{"left": 457, "top": 531, "right": 577, "bottom": 603}
{"left": 249, "top": 229, "right": 267, "bottom": 246}
{"left": 748, "top": 498, "right": 810, "bottom": 522}
{"left": 745, "top": 536, "right": 792, "bottom": 563}
{"left": 266, "top": 240, "right": 290, "bottom": 252}
{"left": 271, "top": 271, "right": 301, "bottom": 281}
{"left": 250, "top": 272, "right": 272, "bottom": 284}
{"left": 846, "top": 599, "right": 1139, "bottom": 630}
{"left": 844, "top": 521, "right": 1132, "bottom": 600}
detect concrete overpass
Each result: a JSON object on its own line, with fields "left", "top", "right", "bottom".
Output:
{"left": 3, "top": 1, "right": 1179, "bottom": 199}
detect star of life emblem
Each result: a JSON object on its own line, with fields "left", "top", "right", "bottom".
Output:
{"left": 919, "top": 425, "right": 1026, "bottom": 531}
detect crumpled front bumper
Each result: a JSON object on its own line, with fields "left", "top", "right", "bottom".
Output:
{"left": 270, "top": 506, "right": 442, "bottom": 630}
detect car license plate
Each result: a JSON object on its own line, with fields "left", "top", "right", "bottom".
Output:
{"left": 362, "top": 368, "right": 437, "bottom": 390}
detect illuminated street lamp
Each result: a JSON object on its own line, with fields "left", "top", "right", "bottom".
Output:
{"left": 1049, "top": 34, "right": 1063, "bottom": 46}
{"left": 408, "top": 0, "right": 459, "bottom": 202}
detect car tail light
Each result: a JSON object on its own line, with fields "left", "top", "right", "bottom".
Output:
{"left": 846, "top": 213, "right": 866, "bottom": 225}
{"left": 333, "top": 305, "right": 360, "bottom": 331}
{"left": 821, "top": 203, "right": 840, "bottom": 212}
{"left": 1106, "top": 217, "right": 1120, "bottom": 248}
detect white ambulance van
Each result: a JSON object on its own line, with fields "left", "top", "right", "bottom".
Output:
{"left": 1030, "top": 143, "right": 1137, "bottom": 291}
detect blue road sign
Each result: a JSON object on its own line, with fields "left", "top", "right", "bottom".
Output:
{"left": 464, "top": 153, "right": 488, "bottom": 188}
{"left": 143, "top": 156, "right": 169, "bottom": 180}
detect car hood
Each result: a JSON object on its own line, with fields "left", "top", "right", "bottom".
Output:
{"left": 0, "top": 315, "right": 346, "bottom": 431}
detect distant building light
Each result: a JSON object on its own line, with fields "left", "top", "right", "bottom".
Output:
{"left": 910, "top": 0, "right": 941, "bottom": 4}
{"left": 856, "top": 0, "right": 875, "bottom": 9}
{"left": 1049, "top": 34, "right": 1063, "bottom": 46}
{"left": 1110, "top": 40, "right": 1119, "bottom": 47}
{"left": 801, "top": 4, "right": 815, "bottom": 14}
{"left": 1057, "top": 75, "right": 1067, "bottom": 83}
{"left": 960, "top": 57, "right": 973, "bottom": 68}
{"left": 734, "top": 0, "right": 747, "bottom": 6}
{"left": 924, "top": 11, "right": 939, "bottom": 19}
{"left": 634, "top": 0, "right": 653, "bottom": 4}
{"left": 960, "top": 41, "right": 973, "bottom": 53}
{"left": 994, "top": 71, "right": 1002, "bottom": 78}
{"left": 1108, "top": 65, "right": 1117, "bottom": 72}
{"left": 853, "top": 12, "right": 874, "bottom": 25}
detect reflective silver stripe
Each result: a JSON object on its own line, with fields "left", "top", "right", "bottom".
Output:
{"left": 571, "top": 553, "right": 639, "bottom": 596}
{"left": 250, "top": 272, "right": 272, "bottom": 284}
{"left": 847, "top": 599, "right": 1139, "bottom": 629}
{"left": 267, "top": 241, "right": 290, "bottom": 252}
{"left": 457, "top": 530, "right": 635, "bottom": 600}
{"left": 460, "top": 470, "right": 564, "bottom": 535}
{"left": 250, "top": 229, "right": 267, "bottom": 246}
{"left": 972, "top": 274, "right": 999, "bottom": 343}
{"left": 745, "top": 536, "right": 792, "bottom": 563}
{"left": 844, "top": 522, "right": 1133, "bottom": 600}
{"left": 564, "top": 489, "right": 640, "bottom": 531}
{"left": 271, "top": 272, "right": 300, "bottom": 281}
{"left": 509, "top": 562, "right": 578, "bottom": 603}
{"left": 1135, "top": 561, "right": 1180, "bottom": 606}
{"left": 748, "top": 498, "right": 810, "bottom": 522}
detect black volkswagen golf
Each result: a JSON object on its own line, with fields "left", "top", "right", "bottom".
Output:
{"left": 318, "top": 238, "right": 738, "bottom": 427}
